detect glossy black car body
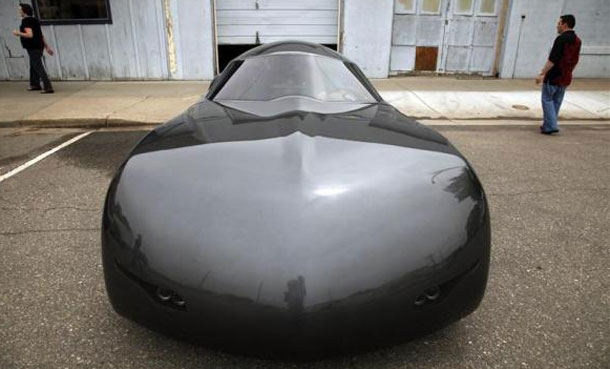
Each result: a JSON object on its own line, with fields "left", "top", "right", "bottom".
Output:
{"left": 102, "top": 41, "right": 490, "bottom": 359}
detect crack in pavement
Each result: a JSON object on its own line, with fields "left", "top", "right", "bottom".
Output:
{"left": 104, "top": 95, "right": 152, "bottom": 126}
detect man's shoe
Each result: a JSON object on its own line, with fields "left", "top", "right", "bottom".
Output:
{"left": 28, "top": 86, "right": 42, "bottom": 91}
{"left": 41, "top": 90, "right": 55, "bottom": 94}
{"left": 540, "top": 129, "right": 559, "bottom": 135}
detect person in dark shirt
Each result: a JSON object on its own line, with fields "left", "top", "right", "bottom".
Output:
{"left": 12, "top": 3, "right": 54, "bottom": 93}
{"left": 535, "top": 14, "right": 581, "bottom": 134}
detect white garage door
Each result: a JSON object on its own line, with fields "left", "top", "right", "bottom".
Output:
{"left": 216, "top": 0, "right": 339, "bottom": 45}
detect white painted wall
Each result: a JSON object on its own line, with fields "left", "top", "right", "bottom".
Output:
{"left": 2, "top": 0, "right": 607, "bottom": 80}
{"left": 0, "top": 0, "right": 29, "bottom": 80}
{"left": 0, "top": 0, "right": 215, "bottom": 81}
{"left": 342, "top": 0, "right": 394, "bottom": 78}
{"left": 167, "top": 0, "right": 215, "bottom": 80}
{"left": 563, "top": 0, "right": 610, "bottom": 78}
{"left": 500, "top": 0, "right": 610, "bottom": 78}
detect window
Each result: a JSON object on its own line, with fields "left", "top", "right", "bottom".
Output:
{"left": 214, "top": 54, "right": 376, "bottom": 103}
{"left": 421, "top": 0, "right": 441, "bottom": 14}
{"left": 33, "top": 0, "right": 112, "bottom": 25}
{"left": 455, "top": 0, "right": 473, "bottom": 15}
{"left": 478, "top": 0, "right": 497, "bottom": 15}
{"left": 395, "top": 0, "right": 416, "bottom": 14}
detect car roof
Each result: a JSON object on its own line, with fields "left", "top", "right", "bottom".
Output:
{"left": 233, "top": 41, "right": 351, "bottom": 63}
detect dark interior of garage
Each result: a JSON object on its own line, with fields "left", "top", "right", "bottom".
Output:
{"left": 217, "top": 44, "right": 337, "bottom": 74}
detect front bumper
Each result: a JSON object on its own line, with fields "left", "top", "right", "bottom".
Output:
{"left": 102, "top": 240, "right": 489, "bottom": 360}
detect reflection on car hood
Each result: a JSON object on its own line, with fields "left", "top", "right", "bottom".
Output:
{"left": 216, "top": 97, "right": 373, "bottom": 117}
{"left": 109, "top": 101, "right": 487, "bottom": 310}
{"left": 133, "top": 101, "right": 451, "bottom": 156}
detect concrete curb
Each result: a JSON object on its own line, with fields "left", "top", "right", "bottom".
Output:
{"left": 1, "top": 117, "right": 608, "bottom": 129}
{"left": 2, "top": 118, "right": 162, "bottom": 129}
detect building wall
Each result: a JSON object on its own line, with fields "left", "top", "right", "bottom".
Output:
{"left": 500, "top": 0, "right": 610, "bottom": 78}
{"left": 342, "top": 0, "right": 394, "bottom": 78}
{"left": 0, "top": 0, "right": 215, "bottom": 81}
{"left": 1, "top": 0, "right": 608, "bottom": 80}
{"left": 0, "top": 0, "right": 29, "bottom": 80}
{"left": 166, "top": 0, "right": 215, "bottom": 80}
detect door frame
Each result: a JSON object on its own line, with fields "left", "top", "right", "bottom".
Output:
{"left": 212, "top": 0, "right": 220, "bottom": 75}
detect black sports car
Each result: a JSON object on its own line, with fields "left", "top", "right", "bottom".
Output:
{"left": 102, "top": 41, "right": 490, "bottom": 359}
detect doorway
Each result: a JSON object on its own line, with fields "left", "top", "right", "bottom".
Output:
{"left": 213, "top": 0, "right": 340, "bottom": 74}
{"left": 390, "top": 0, "right": 501, "bottom": 75}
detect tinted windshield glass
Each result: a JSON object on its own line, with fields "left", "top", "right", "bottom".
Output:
{"left": 214, "top": 53, "right": 376, "bottom": 103}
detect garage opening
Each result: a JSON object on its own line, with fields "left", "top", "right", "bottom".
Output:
{"left": 214, "top": 0, "right": 340, "bottom": 74}
{"left": 218, "top": 44, "right": 338, "bottom": 73}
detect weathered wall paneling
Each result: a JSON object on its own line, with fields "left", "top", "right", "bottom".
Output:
{"left": 2, "top": 0, "right": 608, "bottom": 80}
{"left": 0, "top": 0, "right": 29, "bottom": 80}
{"left": 182, "top": 0, "right": 214, "bottom": 79}
{"left": 500, "top": 0, "right": 610, "bottom": 78}
{"left": 343, "top": 0, "right": 394, "bottom": 78}
{"left": 559, "top": 0, "right": 610, "bottom": 78}
{"left": 165, "top": 0, "right": 215, "bottom": 80}
{"left": 132, "top": 0, "right": 167, "bottom": 79}
{"left": 82, "top": 25, "right": 112, "bottom": 79}
{"left": 1, "top": 0, "right": 173, "bottom": 80}
{"left": 53, "top": 25, "right": 86, "bottom": 79}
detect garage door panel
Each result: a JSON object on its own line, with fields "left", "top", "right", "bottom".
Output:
{"left": 217, "top": 10, "right": 337, "bottom": 25}
{"left": 217, "top": 35, "right": 339, "bottom": 44}
{"left": 218, "top": 24, "right": 337, "bottom": 36}
{"left": 217, "top": 0, "right": 338, "bottom": 10}
{"left": 217, "top": 0, "right": 338, "bottom": 45}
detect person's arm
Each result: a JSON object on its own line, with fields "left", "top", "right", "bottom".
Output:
{"left": 540, "top": 60, "right": 554, "bottom": 75}
{"left": 536, "top": 36, "right": 565, "bottom": 84}
{"left": 12, "top": 27, "right": 33, "bottom": 38}
{"left": 42, "top": 35, "right": 54, "bottom": 56}
{"left": 535, "top": 60, "right": 554, "bottom": 84}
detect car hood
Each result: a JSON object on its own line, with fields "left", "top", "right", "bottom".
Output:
{"left": 106, "top": 101, "right": 488, "bottom": 310}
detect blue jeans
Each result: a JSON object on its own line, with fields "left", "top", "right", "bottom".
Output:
{"left": 541, "top": 81, "right": 566, "bottom": 132}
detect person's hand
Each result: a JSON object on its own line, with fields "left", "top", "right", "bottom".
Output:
{"left": 535, "top": 74, "right": 544, "bottom": 85}
{"left": 12, "top": 29, "right": 20, "bottom": 36}
{"left": 45, "top": 46, "right": 54, "bottom": 56}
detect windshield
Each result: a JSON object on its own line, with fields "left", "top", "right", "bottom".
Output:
{"left": 214, "top": 53, "right": 377, "bottom": 103}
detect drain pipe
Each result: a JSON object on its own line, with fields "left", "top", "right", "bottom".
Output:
{"left": 511, "top": 13, "right": 526, "bottom": 79}
{"left": 492, "top": 0, "right": 511, "bottom": 77}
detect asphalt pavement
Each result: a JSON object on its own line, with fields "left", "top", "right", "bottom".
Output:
{"left": 0, "top": 125, "right": 609, "bottom": 369}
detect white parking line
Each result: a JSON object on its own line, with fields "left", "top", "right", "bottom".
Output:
{"left": 0, "top": 131, "right": 94, "bottom": 184}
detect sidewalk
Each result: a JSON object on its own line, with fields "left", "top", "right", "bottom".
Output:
{"left": 0, "top": 77, "right": 608, "bottom": 128}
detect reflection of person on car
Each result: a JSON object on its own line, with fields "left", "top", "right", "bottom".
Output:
{"left": 284, "top": 276, "right": 306, "bottom": 312}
